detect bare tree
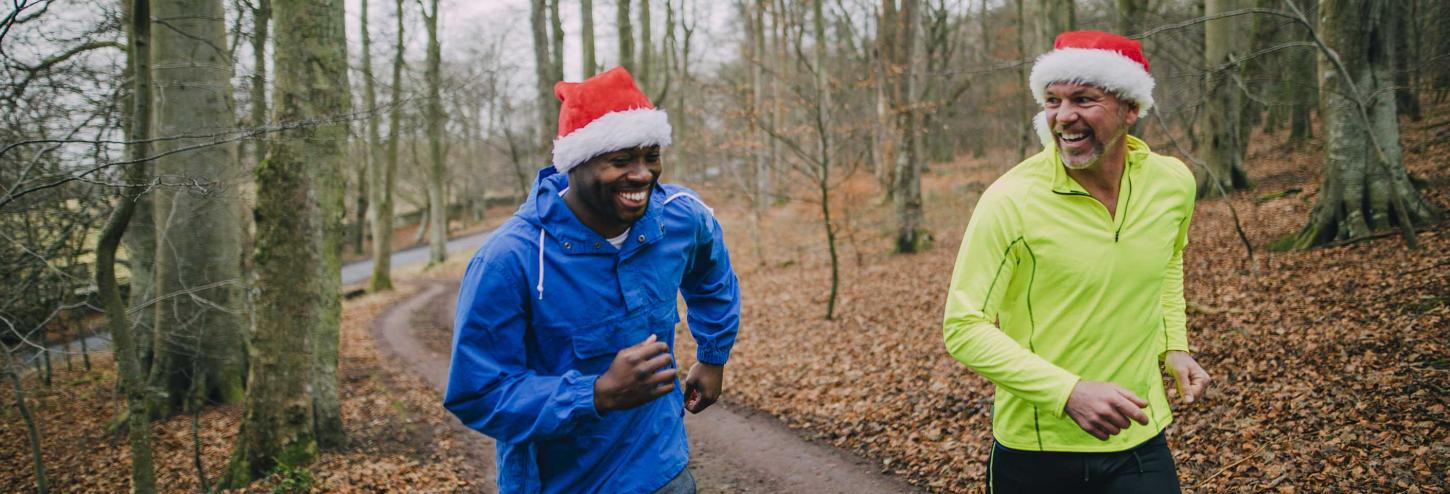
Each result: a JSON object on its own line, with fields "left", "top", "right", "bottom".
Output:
{"left": 1199, "top": 0, "right": 1250, "bottom": 196}
{"left": 370, "top": 0, "right": 406, "bottom": 292}
{"left": 891, "top": 0, "right": 929, "bottom": 253}
{"left": 582, "top": 0, "right": 597, "bottom": 76}
{"left": 533, "top": 0, "right": 557, "bottom": 158}
{"left": 146, "top": 0, "right": 245, "bottom": 417}
{"left": 422, "top": 0, "right": 446, "bottom": 267}
{"left": 619, "top": 0, "right": 636, "bottom": 72}
{"left": 90, "top": 0, "right": 157, "bottom": 490}
{"left": 1281, "top": 0, "right": 1438, "bottom": 248}
{"left": 223, "top": 0, "right": 351, "bottom": 483}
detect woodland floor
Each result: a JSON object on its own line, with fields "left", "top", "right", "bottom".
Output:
{"left": 3, "top": 108, "right": 1448, "bottom": 493}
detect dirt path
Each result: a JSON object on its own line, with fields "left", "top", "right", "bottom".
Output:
{"left": 371, "top": 279, "right": 920, "bottom": 494}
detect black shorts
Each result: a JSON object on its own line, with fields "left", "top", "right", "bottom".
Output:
{"left": 987, "top": 432, "right": 1182, "bottom": 494}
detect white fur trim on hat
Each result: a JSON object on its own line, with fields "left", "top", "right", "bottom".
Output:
{"left": 1029, "top": 48, "right": 1155, "bottom": 117}
{"left": 551, "top": 108, "right": 672, "bottom": 174}
{"left": 1033, "top": 111, "right": 1053, "bottom": 148}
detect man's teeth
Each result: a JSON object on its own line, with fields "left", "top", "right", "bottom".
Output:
{"left": 1059, "top": 131, "right": 1087, "bottom": 142}
{"left": 620, "top": 191, "right": 646, "bottom": 202}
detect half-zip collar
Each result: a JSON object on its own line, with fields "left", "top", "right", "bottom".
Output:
{"left": 1048, "top": 135, "right": 1148, "bottom": 242}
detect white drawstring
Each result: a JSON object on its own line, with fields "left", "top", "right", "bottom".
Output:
{"left": 536, "top": 228, "right": 546, "bottom": 300}
{"left": 662, "top": 192, "right": 714, "bottom": 216}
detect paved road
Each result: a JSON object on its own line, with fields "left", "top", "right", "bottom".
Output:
{"left": 341, "top": 230, "right": 493, "bottom": 285}
{"left": 30, "top": 229, "right": 496, "bottom": 364}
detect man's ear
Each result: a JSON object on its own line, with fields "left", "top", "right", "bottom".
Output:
{"left": 1124, "top": 105, "right": 1140, "bottom": 126}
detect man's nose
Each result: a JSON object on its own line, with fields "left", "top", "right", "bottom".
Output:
{"left": 1053, "top": 105, "right": 1081, "bottom": 126}
{"left": 625, "top": 158, "right": 654, "bottom": 181}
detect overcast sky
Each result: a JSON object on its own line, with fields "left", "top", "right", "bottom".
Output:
{"left": 343, "top": 0, "right": 737, "bottom": 89}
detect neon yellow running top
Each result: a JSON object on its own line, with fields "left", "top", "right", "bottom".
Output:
{"left": 943, "top": 135, "right": 1195, "bottom": 452}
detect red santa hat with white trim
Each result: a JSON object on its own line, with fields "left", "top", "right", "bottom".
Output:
{"left": 1029, "top": 31, "right": 1155, "bottom": 145}
{"left": 551, "top": 67, "right": 671, "bottom": 174}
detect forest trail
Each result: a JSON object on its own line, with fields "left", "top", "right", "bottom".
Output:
{"left": 371, "top": 279, "right": 920, "bottom": 493}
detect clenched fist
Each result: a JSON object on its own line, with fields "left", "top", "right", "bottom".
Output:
{"left": 593, "top": 334, "right": 677, "bottom": 413}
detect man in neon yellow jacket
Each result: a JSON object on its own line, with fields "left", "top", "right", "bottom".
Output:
{"left": 943, "top": 31, "right": 1211, "bottom": 493}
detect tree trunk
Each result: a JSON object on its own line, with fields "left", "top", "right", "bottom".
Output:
{"left": 370, "top": 0, "right": 405, "bottom": 293}
{"left": 362, "top": 0, "right": 384, "bottom": 271}
{"left": 640, "top": 0, "right": 652, "bottom": 90}
{"left": 1287, "top": 0, "right": 1316, "bottom": 144}
{"left": 147, "top": 0, "right": 245, "bottom": 417}
{"left": 1115, "top": 0, "right": 1145, "bottom": 36}
{"left": 1199, "top": 0, "right": 1250, "bottom": 197}
{"left": 251, "top": 0, "right": 270, "bottom": 178}
{"left": 99, "top": 1, "right": 158, "bottom": 490}
{"left": 1034, "top": 0, "right": 1073, "bottom": 50}
{"left": 1284, "top": 0, "right": 1437, "bottom": 248}
{"left": 582, "top": 0, "right": 597, "bottom": 76}
{"left": 532, "top": 0, "right": 557, "bottom": 159}
{"left": 618, "top": 0, "right": 636, "bottom": 72}
{"left": 893, "top": 0, "right": 930, "bottom": 253}
{"left": 309, "top": 0, "right": 350, "bottom": 450}
{"left": 550, "top": 0, "right": 565, "bottom": 83}
{"left": 2, "top": 343, "right": 47, "bottom": 494}
{"left": 812, "top": 0, "right": 838, "bottom": 321}
{"left": 224, "top": 0, "right": 351, "bottom": 482}
{"left": 875, "top": 0, "right": 899, "bottom": 194}
{"left": 1390, "top": 0, "right": 1421, "bottom": 121}
{"left": 425, "top": 0, "right": 447, "bottom": 267}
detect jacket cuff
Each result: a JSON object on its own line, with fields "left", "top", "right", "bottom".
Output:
{"left": 695, "top": 347, "right": 730, "bottom": 366}
{"left": 1048, "top": 375, "right": 1081, "bottom": 419}
{"left": 566, "top": 372, "right": 606, "bottom": 421}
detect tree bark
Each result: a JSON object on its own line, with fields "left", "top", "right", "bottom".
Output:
{"left": 224, "top": 0, "right": 350, "bottom": 482}
{"left": 1199, "top": 0, "right": 1250, "bottom": 197}
{"left": 371, "top": 0, "right": 406, "bottom": 292}
{"left": 310, "top": 0, "right": 350, "bottom": 449}
{"left": 2, "top": 343, "right": 47, "bottom": 494}
{"left": 1115, "top": 0, "right": 1145, "bottom": 36}
{"left": 362, "top": 0, "right": 385, "bottom": 270}
{"left": 640, "top": 0, "right": 652, "bottom": 90}
{"left": 147, "top": 0, "right": 245, "bottom": 417}
{"left": 533, "top": 0, "right": 557, "bottom": 159}
{"left": 550, "top": 0, "right": 565, "bottom": 82}
{"left": 892, "top": 0, "right": 929, "bottom": 253}
{"left": 618, "top": 0, "right": 636, "bottom": 72}
{"left": 1284, "top": 0, "right": 1437, "bottom": 248}
{"left": 1390, "top": 0, "right": 1421, "bottom": 121}
{"left": 424, "top": 0, "right": 447, "bottom": 267}
{"left": 99, "top": 0, "right": 158, "bottom": 489}
{"left": 812, "top": 0, "right": 839, "bottom": 320}
{"left": 582, "top": 0, "right": 597, "bottom": 76}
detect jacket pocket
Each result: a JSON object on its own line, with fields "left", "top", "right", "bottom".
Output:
{"left": 570, "top": 312, "right": 652, "bottom": 361}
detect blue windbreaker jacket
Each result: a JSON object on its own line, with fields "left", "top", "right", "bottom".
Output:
{"left": 444, "top": 166, "right": 740, "bottom": 494}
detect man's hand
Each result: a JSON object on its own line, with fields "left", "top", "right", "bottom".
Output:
{"left": 593, "top": 335, "right": 677, "bottom": 413}
{"left": 1164, "top": 350, "right": 1210, "bottom": 404}
{"left": 1064, "top": 380, "right": 1150, "bottom": 441}
{"left": 683, "top": 362, "right": 724, "bottom": 414}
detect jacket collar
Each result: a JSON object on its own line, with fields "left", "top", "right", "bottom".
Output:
{"left": 1050, "top": 134, "right": 1150, "bottom": 194}
{"left": 526, "top": 166, "right": 666, "bottom": 256}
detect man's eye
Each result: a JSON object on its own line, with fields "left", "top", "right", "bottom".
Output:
{"left": 645, "top": 154, "right": 660, "bottom": 162}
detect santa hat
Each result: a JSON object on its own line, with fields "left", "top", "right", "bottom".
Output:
{"left": 1029, "top": 31, "right": 1155, "bottom": 118}
{"left": 551, "top": 67, "right": 672, "bottom": 174}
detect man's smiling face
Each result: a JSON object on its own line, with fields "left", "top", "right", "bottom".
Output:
{"left": 566, "top": 145, "right": 662, "bottom": 237}
{"left": 1043, "top": 82, "right": 1138, "bottom": 170}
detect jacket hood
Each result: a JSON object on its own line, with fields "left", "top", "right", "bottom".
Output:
{"left": 518, "top": 165, "right": 567, "bottom": 229}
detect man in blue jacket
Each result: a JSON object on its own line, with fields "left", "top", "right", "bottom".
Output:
{"left": 444, "top": 67, "right": 740, "bottom": 494}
